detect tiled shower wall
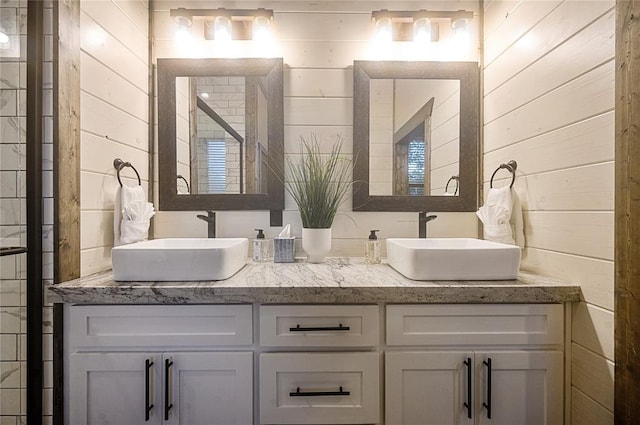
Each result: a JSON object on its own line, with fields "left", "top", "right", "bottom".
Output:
{"left": 0, "top": 0, "right": 53, "bottom": 423}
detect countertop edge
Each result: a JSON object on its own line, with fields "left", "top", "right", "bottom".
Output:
{"left": 46, "top": 259, "right": 581, "bottom": 305}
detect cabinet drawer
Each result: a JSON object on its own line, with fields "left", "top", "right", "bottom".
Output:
{"left": 387, "top": 304, "right": 563, "bottom": 346}
{"left": 69, "top": 304, "right": 252, "bottom": 348}
{"left": 260, "top": 352, "right": 380, "bottom": 424}
{"left": 260, "top": 305, "right": 379, "bottom": 347}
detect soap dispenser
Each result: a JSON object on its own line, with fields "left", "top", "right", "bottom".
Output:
{"left": 365, "top": 230, "right": 381, "bottom": 264}
{"left": 252, "top": 229, "right": 270, "bottom": 262}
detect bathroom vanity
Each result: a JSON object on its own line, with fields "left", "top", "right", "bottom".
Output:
{"left": 49, "top": 258, "right": 580, "bottom": 425}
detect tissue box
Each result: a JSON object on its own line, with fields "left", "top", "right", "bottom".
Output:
{"left": 274, "top": 237, "right": 295, "bottom": 263}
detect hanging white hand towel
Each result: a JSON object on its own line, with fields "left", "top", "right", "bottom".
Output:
{"left": 476, "top": 185, "right": 524, "bottom": 246}
{"left": 114, "top": 185, "right": 154, "bottom": 246}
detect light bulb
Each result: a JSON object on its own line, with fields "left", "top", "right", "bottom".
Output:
{"left": 214, "top": 16, "right": 232, "bottom": 42}
{"left": 0, "top": 31, "right": 8, "bottom": 44}
{"left": 174, "top": 15, "right": 192, "bottom": 43}
{"left": 413, "top": 17, "right": 431, "bottom": 44}
{"left": 452, "top": 18, "right": 469, "bottom": 41}
{"left": 253, "top": 16, "right": 271, "bottom": 42}
{"left": 375, "top": 17, "right": 392, "bottom": 43}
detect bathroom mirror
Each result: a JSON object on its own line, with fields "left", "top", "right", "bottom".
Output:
{"left": 353, "top": 60, "right": 479, "bottom": 211}
{"left": 158, "top": 58, "right": 284, "bottom": 212}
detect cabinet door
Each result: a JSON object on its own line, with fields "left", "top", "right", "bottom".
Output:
{"left": 69, "top": 352, "right": 161, "bottom": 425}
{"left": 475, "top": 351, "right": 563, "bottom": 425}
{"left": 164, "top": 352, "right": 253, "bottom": 425}
{"left": 386, "top": 351, "right": 474, "bottom": 425}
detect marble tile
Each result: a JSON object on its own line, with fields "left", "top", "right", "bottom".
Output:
{"left": 17, "top": 335, "right": 22, "bottom": 361}
{"left": 42, "top": 198, "right": 53, "bottom": 225}
{"left": 0, "top": 90, "right": 17, "bottom": 116}
{"left": 0, "top": 63, "right": 19, "bottom": 89}
{"left": 0, "top": 388, "right": 20, "bottom": 415}
{"left": 43, "top": 116, "right": 52, "bottom": 143}
{"left": 0, "top": 198, "right": 20, "bottom": 225}
{"left": 0, "top": 171, "right": 16, "bottom": 197}
{"left": 42, "top": 306, "right": 52, "bottom": 334}
{"left": 42, "top": 171, "right": 52, "bottom": 198}
{"left": 0, "top": 7, "right": 17, "bottom": 34}
{"left": 0, "top": 335, "right": 16, "bottom": 360}
{"left": 0, "top": 415, "right": 17, "bottom": 425}
{"left": 0, "top": 255, "right": 16, "bottom": 279}
{"left": 0, "top": 307, "right": 20, "bottom": 333}
{"left": 0, "top": 280, "right": 20, "bottom": 306}
{"left": 0, "top": 144, "right": 24, "bottom": 171}
{"left": 0, "top": 362, "right": 20, "bottom": 388}
{"left": 0, "top": 117, "right": 23, "bottom": 144}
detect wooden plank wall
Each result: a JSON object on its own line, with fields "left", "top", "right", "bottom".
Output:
{"left": 482, "top": 1, "right": 615, "bottom": 424}
{"left": 151, "top": 0, "right": 482, "bottom": 248}
{"left": 614, "top": 0, "right": 640, "bottom": 423}
{"left": 78, "top": 0, "right": 149, "bottom": 276}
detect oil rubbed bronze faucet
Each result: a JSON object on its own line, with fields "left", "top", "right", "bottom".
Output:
{"left": 418, "top": 212, "right": 438, "bottom": 238}
{"left": 197, "top": 211, "right": 216, "bottom": 238}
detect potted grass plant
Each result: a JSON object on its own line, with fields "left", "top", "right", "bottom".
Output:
{"left": 286, "top": 134, "right": 352, "bottom": 262}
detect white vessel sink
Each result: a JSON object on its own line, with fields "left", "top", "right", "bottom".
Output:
{"left": 112, "top": 238, "right": 248, "bottom": 281}
{"left": 386, "top": 238, "right": 521, "bottom": 281}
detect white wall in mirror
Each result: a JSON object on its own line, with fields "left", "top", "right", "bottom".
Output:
{"left": 152, "top": 1, "right": 481, "bottom": 255}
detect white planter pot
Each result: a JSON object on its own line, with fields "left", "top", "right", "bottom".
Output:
{"left": 302, "top": 228, "right": 332, "bottom": 263}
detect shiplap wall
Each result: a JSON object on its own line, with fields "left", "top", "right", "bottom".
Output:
{"left": 152, "top": 1, "right": 481, "bottom": 251}
{"left": 79, "top": 0, "right": 149, "bottom": 276}
{"left": 482, "top": 1, "right": 615, "bottom": 424}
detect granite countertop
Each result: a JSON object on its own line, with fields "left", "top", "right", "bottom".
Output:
{"left": 47, "top": 257, "right": 581, "bottom": 305}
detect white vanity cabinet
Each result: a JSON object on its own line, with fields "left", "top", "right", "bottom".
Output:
{"left": 65, "top": 305, "right": 254, "bottom": 425}
{"left": 64, "top": 302, "right": 568, "bottom": 425}
{"left": 385, "top": 304, "right": 565, "bottom": 425}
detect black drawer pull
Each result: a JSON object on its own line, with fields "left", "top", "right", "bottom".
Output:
{"left": 144, "top": 359, "right": 154, "bottom": 421}
{"left": 289, "top": 386, "right": 351, "bottom": 397}
{"left": 164, "top": 359, "right": 174, "bottom": 420}
{"left": 463, "top": 357, "right": 472, "bottom": 419}
{"left": 289, "top": 324, "right": 350, "bottom": 332}
{"left": 483, "top": 358, "right": 492, "bottom": 419}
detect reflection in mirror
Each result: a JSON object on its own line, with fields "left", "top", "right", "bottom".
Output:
{"left": 175, "top": 76, "right": 270, "bottom": 195}
{"left": 353, "top": 60, "right": 479, "bottom": 212}
{"left": 157, "top": 58, "right": 284, "bottom": 213}
{"left": 369, "top": 79, "right": 460, "bottom": 196}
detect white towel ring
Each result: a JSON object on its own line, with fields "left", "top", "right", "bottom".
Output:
{"left": 489, "top": 160, "right": 517, "bottom": 189}
{"left": 113, "top": 158, "right": 141, "bottom": 187}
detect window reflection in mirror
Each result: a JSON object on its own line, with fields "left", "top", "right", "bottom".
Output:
{"left": 369, "top": 79, "right": 460, "bottom": 197}
{"left": 176, "top": 75, "right": 270, "bottom": 195}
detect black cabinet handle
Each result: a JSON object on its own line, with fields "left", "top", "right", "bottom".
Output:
{"left": 289, "top": 386, "right": 350, "bottom": 397}
{"left": 483, "top": 358, "right": 492, "bottom": 419}
{"left": 164, "top": 358, "right": 174, "bottom": 420}
{"left": 289, "top": 324, "right": 350, "bottom": 332}
{"left": 144, "top": 359, "right": 154, "bottom": 422}
{"left": 463, "top": 357, "right": 472, "bottom": 419}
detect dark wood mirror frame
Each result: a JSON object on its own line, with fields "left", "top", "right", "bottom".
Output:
{"left": 157, "top": 57, "right": 284, "bottom": 213}
{"left": 352, "top": 60, "right": 480, "bottom": 212}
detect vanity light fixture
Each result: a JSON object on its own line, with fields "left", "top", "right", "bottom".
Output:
{"left": 371, "top": 9, "right": 473, "bottom": 43}
{"left": 170, "top": 7, "right": 274, "bottom": 41}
